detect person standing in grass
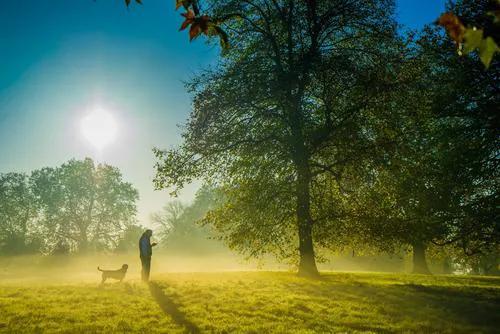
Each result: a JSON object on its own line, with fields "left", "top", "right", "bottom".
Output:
{"left": 139, "top": 229, "right": 157, "bottom": 282}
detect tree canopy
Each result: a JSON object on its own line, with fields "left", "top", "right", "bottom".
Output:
{"left": 0, "top": 158, "right": 139, "bottom": 255}
{"left": 153, "top": 0, "right": 409, "bottom": 276}
{"left": 0, "top": 173, "right": 39, "bottom": 255}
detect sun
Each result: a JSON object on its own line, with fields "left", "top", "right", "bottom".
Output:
{"left": 80, "top": 108, "right": 118, "bottom": 151}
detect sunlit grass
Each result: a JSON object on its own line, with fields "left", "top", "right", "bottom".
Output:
{"left": 0, "top": 271, "right": 498, "bottom": 333}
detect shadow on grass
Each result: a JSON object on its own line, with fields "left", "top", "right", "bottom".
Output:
{"left": 148, "top": 281, "right": 200, "bottom": 334}
{"left": 281, "top": 276, "right": 500, "bottom": 333}
{"left": 402, "top": 283, "right": 500, "bottom": 327}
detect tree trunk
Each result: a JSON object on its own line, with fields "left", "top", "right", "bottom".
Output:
{"left": 79, "top": 238, "right": 89, "bottom": 254}
{"left": 295, "top": 159, "right": 319, "bottom": 277}
{"left": 78, "top": 225, "right": 89, "bottom": 254}
{"left": 442, "top": 256, "right": 453, "bottom": 274}
{"left": 81, "top": 188, "right": 94, "bottom": 254}
{"left": 286, "top": 79, "right": 318, "bottom": 277}
{"left": 412, "top": 242, "right": 431, "bottom": 274}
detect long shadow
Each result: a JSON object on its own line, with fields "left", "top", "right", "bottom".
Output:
{"left": 284, "top": 277, "right": 500, "bottom": 333}
{"left": 403, "top": 283, "right": 500, "bottom": 327}
{"left": 148, "top": 281, "right": 201, "bottom": 334}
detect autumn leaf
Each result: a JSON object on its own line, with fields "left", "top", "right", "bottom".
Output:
{"left": 189, "top": 22, "right": 202, "bottom": 40}
{"left": 175, "top": 0, "right": 230, "bottom": 48}
{"left": 437, "top": 12, "right": 465, "bottom": 45}
{"left": 437, "top": 6, "right": 499, "bottom": 68}
{"left": 180, "top": 10, "right": 195, "bottom": 31}
{"left": 199, "top": 15, "right": 210, "bottom": 34}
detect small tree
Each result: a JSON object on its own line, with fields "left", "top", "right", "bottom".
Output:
{"left": 152, "top": 201, "right": 186, "bottom": 243}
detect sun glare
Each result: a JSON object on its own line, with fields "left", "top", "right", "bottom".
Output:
{"left": 80, "top": 108, "right": 118, "bottom": 151}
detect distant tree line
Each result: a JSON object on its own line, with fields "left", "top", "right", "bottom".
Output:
{"left": 0, "top": 158, "right": 139, "bottom": 255}
{"left": 152, "top": 0, "right": 499, "bottom": 276}
{"left": 152, "top": 185, "right": 225, "bottom": 254}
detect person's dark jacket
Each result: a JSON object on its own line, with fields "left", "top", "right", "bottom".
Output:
{"left": 139, "top": 234, "right": 152, "bottom": 257}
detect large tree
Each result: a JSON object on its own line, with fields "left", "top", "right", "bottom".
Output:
{"left": 347, "top": 0, "right": 499, "bottom": 274}
{"left": 31, "top": 158, "right": 139, "bottom": 254}
{"left": 399, "top": 0, "right": 500, "bottom": 268}
{"left": 154, "top": 0, "right": 402, "bottom": 276}
{"left": 427, "top": 0, "right": 499, "bottom": 257}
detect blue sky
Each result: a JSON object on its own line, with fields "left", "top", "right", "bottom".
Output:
{"left": 0, "top": 0, "right": 447, "bottom": 225}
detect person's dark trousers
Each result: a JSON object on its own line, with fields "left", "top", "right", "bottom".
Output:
{"left": 141, "top": 256, "right": 151, "bottom": 282}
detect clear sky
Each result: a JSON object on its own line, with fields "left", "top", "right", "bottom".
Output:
{"left": 0, "top": 0, "right": 447, "bottom": 226}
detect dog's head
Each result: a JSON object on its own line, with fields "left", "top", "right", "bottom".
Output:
{"left": 122, "top": 264, "right": 129, "bottom": 271}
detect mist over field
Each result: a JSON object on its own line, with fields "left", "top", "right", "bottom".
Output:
{"left": 0, "top": 250, "right": 456, "bottom": 285}
{"left": 1, "top": 253, "right": 499, "bottom": 334}
{"left": 0, "top": 252, "right": 262, "bottom": 283}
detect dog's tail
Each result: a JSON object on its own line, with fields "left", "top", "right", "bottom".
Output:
{"left": 97, "top": 266, "right": 104, "bottom": 272}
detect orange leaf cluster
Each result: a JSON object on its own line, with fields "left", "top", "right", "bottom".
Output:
{"left": 179, "top": 10, "right": 211, "bottom": 40}
{"left": 437, "top": 12, "right": 466, "bottom": 44}
{"left": 175, "top": 1, "right": 229, "bottom": 48}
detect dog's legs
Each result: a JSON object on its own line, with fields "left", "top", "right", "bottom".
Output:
{"left": 101, "top": 275, "right": 106, "bottom": 285}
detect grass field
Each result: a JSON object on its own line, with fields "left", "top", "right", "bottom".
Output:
{"left": 0, "top": 271, "right": 499, "bottom": 333}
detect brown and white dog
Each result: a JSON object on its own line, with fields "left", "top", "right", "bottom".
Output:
{"left": 97, "top": 264, "right": 128, "bottom": 284}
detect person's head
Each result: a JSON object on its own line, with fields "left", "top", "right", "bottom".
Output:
{"left": 145, "top": 229, "right": 153, "bottom": 237}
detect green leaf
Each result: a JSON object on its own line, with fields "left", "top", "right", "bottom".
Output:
{"left": 479, "top": 37, "right": 499, "bottom": 68}
{"left": 214, "top": 26, "right": 230, "bottom": 49}
{"left": 462, "top": 28, "right": 483, "bottom": 54}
